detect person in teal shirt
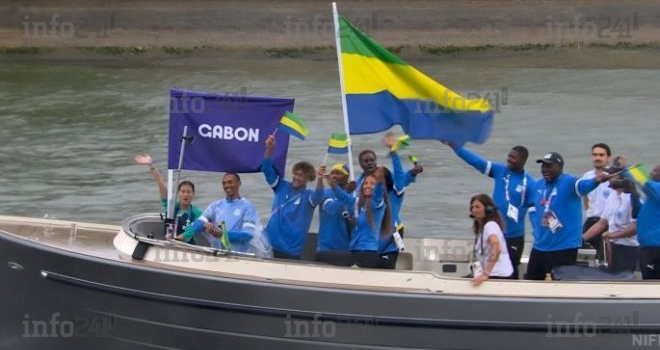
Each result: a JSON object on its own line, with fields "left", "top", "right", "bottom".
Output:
{"left": 135, "top": 153, "right": 203, "bottom": 237}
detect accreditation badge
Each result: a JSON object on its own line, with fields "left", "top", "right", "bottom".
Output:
{"left": 507, "top": 204, "right": 519, "bottom": 223}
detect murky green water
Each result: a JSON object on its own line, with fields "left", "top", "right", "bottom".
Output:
{"left": 1, "top": 53, "right": 659, "bottom": 237}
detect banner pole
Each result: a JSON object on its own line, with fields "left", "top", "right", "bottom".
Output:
{"left": 332, "top": 2, "right": 355, "bottom": 181}
{"left": 167, "top": 125, "right": 189, "bottom": 237}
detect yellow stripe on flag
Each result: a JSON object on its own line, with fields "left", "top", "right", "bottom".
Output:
{"left": 342, "top": 53, "right": 491, "bottom": 113}
{"left": 280, "top": 117, "right": 309, "bottom": 137}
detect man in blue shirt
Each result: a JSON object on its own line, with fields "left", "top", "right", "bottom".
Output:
{"left": 635, "top": 164, "right": 660, "bottom": 279}
{"left": 179, "top": 173, "right": 259, "bottom": 253}
{"left": 526, "top": 152, "right": 609, "bottom": 280}
{"left": 446, "top": 142, "right": 535, "bottom": 279}
{"left": 262, "top": 134, "right": 319, "bottom": 260}
{"left": 312, "top": 163, "right": 356, "bottom": 266}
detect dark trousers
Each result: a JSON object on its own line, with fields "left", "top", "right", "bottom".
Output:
{"left": 351, "top": 251, "right": 381, "bottom": 268}
{"left": 273, "top": 250, "right": 301, "bottom": 260}
{"left": 504, "top": 236, "right": 525, "bottom": 279}
{"left": 640, "top": 247, "right": 660, "bottom": 280}
{"left": 610, "top": 244, "right": 640, "bottom": 273}
{"left": 583, "top": 216, "right": 607, "bottom": 261}
{"left": 316, "top": 250, "right": 353, "bottom": 266}
{"left": 315, "top": 250, "right": 382, "bottom": 268}
{"left": 378, "top": 251, "right": 399, "bottom": 269}
{"left": 526, "top": 248, "right": 578, "bottom": 280}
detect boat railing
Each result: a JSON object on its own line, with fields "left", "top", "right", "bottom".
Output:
{"left": 121, "top": 213, "right": 257, "bottom": 259}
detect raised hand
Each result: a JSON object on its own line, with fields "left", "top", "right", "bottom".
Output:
{"left": 265, "top": 134, "right": 276, "bottom": 149}
{"left": 383, "top": 132, "right": 395, "bottom": 150}
{"left": 134, "top": 153, "right": 153, "bottom": 165}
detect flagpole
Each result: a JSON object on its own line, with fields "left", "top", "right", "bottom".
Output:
{"left": 322, "top": 152, "right": 329, "bottom": 166}
{"left": 332, "top": 2, "right": 355, "bottom": 181}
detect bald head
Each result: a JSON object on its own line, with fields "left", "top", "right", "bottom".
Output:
{"left": 652, "top": 164, "right": 660, "bottom": 182}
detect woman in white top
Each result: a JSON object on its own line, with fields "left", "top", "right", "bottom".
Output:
{"left": 470, "top": 194, "right": 514, "bottom": 286}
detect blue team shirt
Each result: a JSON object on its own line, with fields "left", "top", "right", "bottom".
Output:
{"left": 529, "top": 173, "right": 598, "bottom": 251}
{"left": 379, "top": 152, "right": 417, "bottom": 254}
{"left": 637, "top": 181, "right": 660, "bottom": 247}
{"left": 262, "top": 158, "right": 319, "bottom": 256}
{"left": 349, "top": 183, "right": 386, "bottom": 252}
{"left": 455, "top": 147, "right": 536, "bottom": 238}
{"left": 184, "top": 197, "right": 259, "bottom": 252}
{"left": 313, "top": 187, "right": 356, "bottom": 252}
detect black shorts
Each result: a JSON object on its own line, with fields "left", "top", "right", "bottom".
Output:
{"left": 640, "top": 247, "right": 660, "bottom": 280}
{"left": 525, "top": 248, "right": 578, "bottom": 280}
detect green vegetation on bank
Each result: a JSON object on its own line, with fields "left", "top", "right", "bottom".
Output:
{"left": 2, "top": 41, "right": 660, "bottom": 57}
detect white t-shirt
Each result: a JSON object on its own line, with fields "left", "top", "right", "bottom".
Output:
{"left": 602, "top": 192, "right": 639, "bottom": 247}
{"left": 581, "top": 170, "right": 613, "bottom": 218}
{"left": 475, "top": 221, "right": 514, "bottom": 277}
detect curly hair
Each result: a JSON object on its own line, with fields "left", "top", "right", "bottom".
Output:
{"left": 292, "top": 161, "right": 316, "bottom": 182}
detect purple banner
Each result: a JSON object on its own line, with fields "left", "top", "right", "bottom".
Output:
{"left": 168, "top": 88, "right": 294, "bottom": 174}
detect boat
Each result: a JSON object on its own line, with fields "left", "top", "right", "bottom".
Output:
{"left": 1, "top": 213, "right": 658, "bottom": 350}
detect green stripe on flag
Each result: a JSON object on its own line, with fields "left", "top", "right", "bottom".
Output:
{"left": 339, "top": 16, "right": 406, "bottom": 65}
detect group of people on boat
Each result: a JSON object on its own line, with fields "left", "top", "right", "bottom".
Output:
{"left": 135, "top": 137, "right": 660, "bottom": 285}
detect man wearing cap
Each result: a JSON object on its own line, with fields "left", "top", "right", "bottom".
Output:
{"left": 526, "top": 152, "right": 610, "bottom": 280}
{"left": 445, "top": 142, "right": 535, "bottom": 279}
{"left": 580, "top": 143, "right": 613, "bottom": 262}
{"left": 312, "top": 164, "right": 356, "bottom": 266}
{"left": 634, "top": 164, "right": 660, "bottom": 279}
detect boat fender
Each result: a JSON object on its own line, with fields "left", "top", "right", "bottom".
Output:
{"left": 132, "top": 233, "right": 154, "bottom": 260}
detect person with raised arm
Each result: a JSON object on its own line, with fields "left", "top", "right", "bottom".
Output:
{"left": 134, "top": 153, "right": 202, "bottom": 238}
{"left": 262, "top": 134, "right": 319, "bottom": 260}
{"left": 445, "top": 142, "right": 535, "bottom": 279}
{"left": 526, "top": 152, "right": 610, "bottom": 280}
{"left": 378, "top": 133, "right": 423, "bottom": 269}
{"left": 312, "top": 164, "right": 356, "bottom": 266}
{"left": 629, "top": 164, "right": 660, "bottom": 279}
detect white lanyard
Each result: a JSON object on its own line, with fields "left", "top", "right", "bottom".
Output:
{"left": 504, "top": 171, "right": 527, "bottom": 207}
{"left": 543, "top": 185, "right": 557, "bottom": 213}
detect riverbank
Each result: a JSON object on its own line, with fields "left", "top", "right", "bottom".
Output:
{"left": 3, "top": 0, "right": 660, "bottom": 56}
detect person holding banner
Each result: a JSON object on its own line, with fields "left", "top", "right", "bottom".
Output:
{"left": 178, "top": 173, "right": 261, "bottom": 254}
{"left": 135, "top": 153, "right": 203, "bottom": 237}
{"left": 312, "top": 164, "right": 356, "bottom": 266}
{"left": 262, "top": 134, "right": 319, "bottom": 260}
{"left": 625, "top": 164, "right": 660, "bottom": 279}
{"left": 379, "top": 134, "right": 423, "bottom": 269}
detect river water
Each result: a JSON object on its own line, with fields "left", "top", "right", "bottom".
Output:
{"left": 1, "top": 51, "right": 659, "bottom": 238}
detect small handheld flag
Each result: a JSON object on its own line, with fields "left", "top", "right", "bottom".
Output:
{"left": 219, "top": 221, "right": 231, "bottom": 251}
{"left": 391, "top": 135, "right": 411, "bottom": 152}
{"left": 624, "top": 164, "right": 650, "bottom": 186}
{"left": 278, "top": 111, "right": 309, "bottom": 140}
{"left": 327, "top": 132, "right": 349, "bottom": 154}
